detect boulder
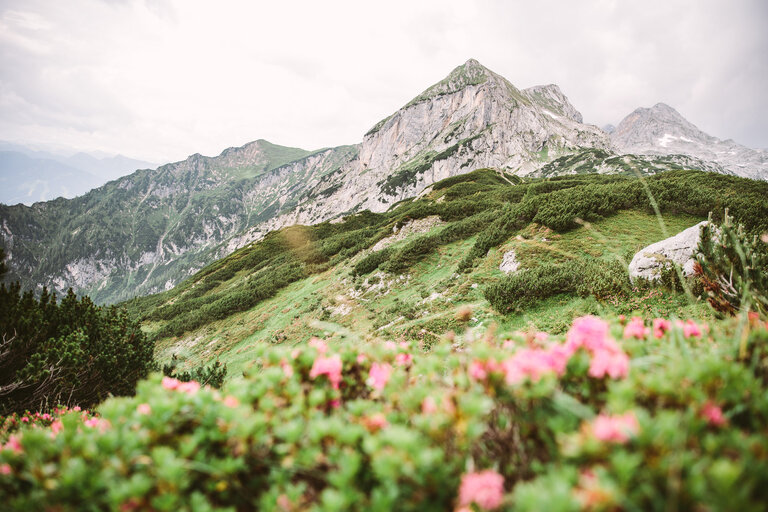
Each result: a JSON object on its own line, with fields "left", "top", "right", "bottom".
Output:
{"left": 628, "top": 221, "right": 708, "bottom": 281}
{"left": 499, "top": 249, "right": 520, "bottom": 274}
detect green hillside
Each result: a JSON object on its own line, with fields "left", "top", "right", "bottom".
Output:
{"left": 124, "top": 169, "right": 768, "bottom": 377}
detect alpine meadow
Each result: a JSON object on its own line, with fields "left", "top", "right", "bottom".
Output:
{"left": 2, "top": 21, "right": 768, "bottom": 511}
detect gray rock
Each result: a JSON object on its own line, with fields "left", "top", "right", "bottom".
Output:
{"left": 499, "top": 249, "right": 520, "bottom": 274}
{"left": 628, "top": 221, "right": 708, "bottom": 281}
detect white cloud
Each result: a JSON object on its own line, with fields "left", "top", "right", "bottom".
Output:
{"left": 0, "top": 0, "right": 765, "bottom": 163}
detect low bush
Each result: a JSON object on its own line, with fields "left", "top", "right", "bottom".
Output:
{"left": 485, "top": 258, "right": 632, "bottom": 313}
{"left": 0, "top": 285, "right": 153, "bottom": 415}
{"left": 2, "top": 316, "right": 768, "bottom": 510}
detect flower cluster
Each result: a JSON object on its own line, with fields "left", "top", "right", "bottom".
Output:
{"left": 1, "top": 314, "right": 766, "bottom": 512}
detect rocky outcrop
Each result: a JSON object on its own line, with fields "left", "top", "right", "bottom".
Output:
{"left": 499, "top": 249, "right": 520, "bottom": 274}
{"left": 628, "top": 221, "right": 708, "bottom": 281}
{"left": 611, "top": 103, "right": 767, "bottom": 180}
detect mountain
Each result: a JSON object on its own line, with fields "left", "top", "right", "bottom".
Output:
{"left": 121, "top": 169, "right": 768, "bottom": 376}
{"left": 610, "top": 103, "right": 768, "bottom": 180}
{"left": 0, "top": 140, "right": 328, "bottom": 303}
{"left": 0, "top": 142, "right": 156, "bottom": 205}
{"left": 0, "top": 151, "right": 101, "bottom": 205}
{"left": 1, "top": 59, "right": 765, "bottom": 304}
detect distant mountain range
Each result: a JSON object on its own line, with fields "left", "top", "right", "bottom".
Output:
{"left": 1, "top": 58, "right": 765, "bottom": 303}
{"left": 0, "top": 141, "right": 155, "bottom": 205}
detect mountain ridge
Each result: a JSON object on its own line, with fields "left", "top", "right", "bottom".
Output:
{"left": 1, "top": 58, "right": 765, "bottom": 304}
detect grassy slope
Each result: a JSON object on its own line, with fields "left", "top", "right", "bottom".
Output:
{"left": 126, "top": 169, "right": 768, "bottom": 378}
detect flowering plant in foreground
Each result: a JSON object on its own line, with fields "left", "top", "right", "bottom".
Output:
{"left": 1, "top": 315, "right": 768, "bottom": 511}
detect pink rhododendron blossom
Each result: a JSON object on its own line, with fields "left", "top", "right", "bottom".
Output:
{"left": 588, "top": 349, "right": 629, "bottom": 379}
{"left": 364, "top": 413, "right": 388, "bottom": 431}
{"left": 290, "top": 348, "right": 301, "bottom": 359}
{"left": 368, "top": 362, "right": 392, "bottom": 391}
{"left": 457, "top": 469, "right": 505, "bottom": 510}
{"left": 534, "top": 331, "right": 549, "bottom": 342}
{"left": 384, "top": 341, "right": 398, "bottom": 351}
{"left": 3, "top": 436, "right": 22, "bottom": 454}
{"left": 399, "top": 341, "right": 410, "bottom": 349}
{"left": 422, "top": 396, "right": 438, "bottom": 414}
{"left": 591, "top": 412, "right": 640, "bottom": 443}
{"left": 502, "top": 347, "right": 566, "bottom": 385}
{"left": 356, "top": 354, "right": 367, "bottom": 364}
{"left": 329, "top": 399, "right": 341, "bottom": 409}
{"left": 623, "top": 317, "right": 648, "bottom": 339}
{"left": 178, "top": 381, "right": 201, "bottom": 394}
{"left": 277, "top": 494, "right": 292, "bottom": 511}
{"left": 308, "top": 337, "right": 328, "bottom": 354}
{"left": 83, "top": 418, "right": 110, "bottom": 432}
{"left": 469, "top": 360, "right": 489, "bottom": 380}
{"left": 73, "top": 406, "right": 81, "bottom": 412}
{"left": 566, "top": 316, "right": 611, "bottom": 353}
{"left": 223, "top": 396, "right": 240, "bottom": 408}
{"left": 162, "top": 376, "right": 181, "bottom": 390}
{"left": 280, "top": 359, "right": 294, "bottom": 378}
{"left": 20, "top": 417, "right": 28, "bottom": 423}
{"left": 310, "top": 354, "right": 343, "bottom": 389}
{"left": 682, "top": 319, "right": 702, "bottom": 338}
{"left": 137, "top": 403, "right": 151, "bottom": 415}
{"left": 0, "top": 464, "right": 10, "bottom": 475}
{"left": 395, "top": 352, "right": 413, "bottom": 366}
{"left": 701, "top": 402, "right": 726, "bottom": 427}
{"left": 50, "top": 420, "right": 63, "bottom": 435}
{"left": 653, "top": 318, "right": 672, "bottom": 338}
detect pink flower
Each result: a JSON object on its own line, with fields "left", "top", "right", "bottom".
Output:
{"left": 20, "top": 417, "right": 29, "bottom": 423}
{"left": 0, "top": 464, "right": 10, "bottom": 475}
{"left": 623, "top": 317, "right": 648, "bottom": 339}
{"left": 590, "top": 412, "right": 640, "bottom": 444}
{"left": 73, "top": 406, "right": 81, "bottom": 412}
{"left": 469, "top": 360, "right": 488, "bottom": 380}
{"left": 384, "top": 341, "right": 398, "bottom": 351}
{"left": 501, "top": 347, "right": 566, "bottom": 385}
{"left": 309, "top": 355, "right": 343, "bottom": 389}
{"left": 588, "top": 349, "right": 629, "bottom": 379}
{"left": 308, "top": 337, "right": 328, "bottom": 354}
{"left": 682, "top": 320, "right": 702, "bottom": 338}
{"left": 653, "top": 318, "right": 671, "bottom": 338}
{"left": 422, "top": 396, "right": 438, "bottom": 414}
{"left": 277, "top": 494, "right": 292, "bottom": 511}
{"left": 2, "top": 436, "right": 22, "bottom": 454}
{"left": 395, "top": 352, "right": 413, "bottom": 366}
{"left": 137, "top": 403, "right": 151, "bottom": 415}
{"left": 368, "top": 362, "right": 392, "bottom": 391}
{"left": 457, "top": 469, "right": 505, "bottom": 510}
{"left": 356, "top": 354, "right": 367, "bottom": 364}
{"left": 363, "top": 413, "right": 388, "bottom": 431}
{"left": 290, "top": 348, "right": 301, "bottom": 359}
{"left": 566, "top": 316, "right": 611, "bottom": 353}
{"left": 50, "top": 420, "right": 63, "bottom": 435}
{"left": 223, "top": 396, "right": 240, "bottom": 408}
{"left": 162, "top": 376, "right": 181, "bottom": 390}
{"left": 701, "top": 402, "right": 726, "bottom": 427}
{"left": 329, "top": 399, "right": 341, "bottom": 409}
{"left": 280, "top": 359, "right": 294, "bottom": 378}
{"left": 177, "top": 381, "right": 200, "bottom": 394}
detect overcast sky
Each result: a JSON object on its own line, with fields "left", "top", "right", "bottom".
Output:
{"left": 1, "top": 0, "right": 766, "bottom": 163}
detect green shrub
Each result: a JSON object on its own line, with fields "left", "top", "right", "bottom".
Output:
{"left": 3, "top": 316, "right": 768, "bottom": 510}
{"left": 696, "top": 212, "right": 768, "bottom": 318}
{"left": 0, "top": 286, "right": 153, "bottom": 415}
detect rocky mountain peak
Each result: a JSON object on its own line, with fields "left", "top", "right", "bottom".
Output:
{"left": 611, "top": 103, "right": 767, "bottom": 180}
{"left": 522, "top": 84, "right": 584, "bottom": 123}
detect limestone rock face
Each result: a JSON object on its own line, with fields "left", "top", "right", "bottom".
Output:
{"left": 628, "top": 221, "right": 709, "bottom": 281}
{"left": 611, "top": 103, "right": 768, "bottom": 181}
{"left": 499, "top": 250, "right": 520, "bottom": 274}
